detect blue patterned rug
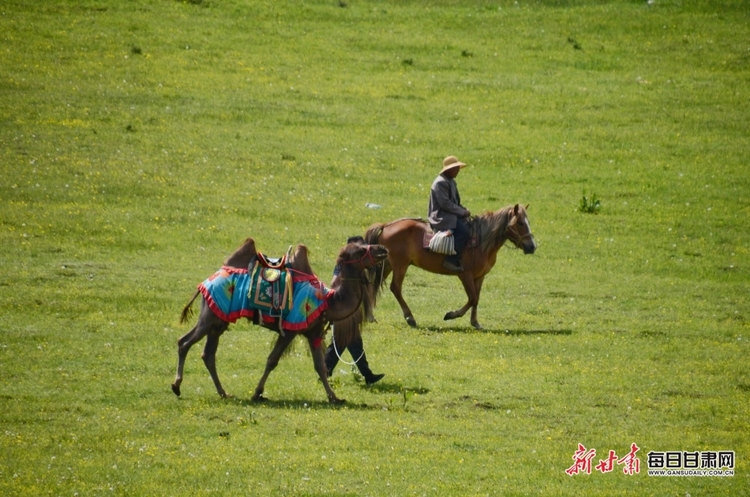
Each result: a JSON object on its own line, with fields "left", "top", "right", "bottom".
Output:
{"left": 198, "top": 267, "right": 331, "bottom": 331}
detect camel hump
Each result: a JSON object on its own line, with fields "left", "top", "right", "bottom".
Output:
{"left": 289, "top": 244, "right": 314, "bottom": 275}
{"left": 224, "top": 237, "right": 257, "bottom": 268}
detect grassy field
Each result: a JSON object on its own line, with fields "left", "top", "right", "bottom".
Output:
{"left": 1, "top": 0, "right": 749, "bottom": 495}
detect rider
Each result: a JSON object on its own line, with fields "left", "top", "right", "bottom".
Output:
{"left": 427, "top": 155, "right": 472, "bottom": 272}
{"left": 325, "top": 236, "right": 385, "bottom": 385}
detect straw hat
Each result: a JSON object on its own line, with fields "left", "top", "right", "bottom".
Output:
{"left": 440, "top": 155, "right": 467, "bottom": 174}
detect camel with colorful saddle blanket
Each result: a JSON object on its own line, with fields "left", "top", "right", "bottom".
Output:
{"left": 172, "top": 238, "right": 388, "bottom": 404}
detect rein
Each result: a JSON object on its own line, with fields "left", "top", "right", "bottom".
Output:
{"left": 324, "top": 257, "right": 374, "bottom": 357}
{"left": 325, "top": 274, "right": 367, "bottom": 322}
{"left": 330, "top": 333, "right": 365, "bottom": 366}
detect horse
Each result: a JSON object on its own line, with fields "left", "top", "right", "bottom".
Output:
{"left": 172, "top": 238, "right": 388, "bottom": 404}
{"left": 363, "top": 204, "right": 536, "bottom": 330}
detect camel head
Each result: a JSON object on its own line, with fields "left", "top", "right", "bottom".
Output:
{"left": 335, "top": 242, "right": 389, "bottom": 274}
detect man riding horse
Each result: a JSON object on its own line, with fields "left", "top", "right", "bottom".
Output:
{"left": 428, "top": 155, "right": 472, "bottom": 272}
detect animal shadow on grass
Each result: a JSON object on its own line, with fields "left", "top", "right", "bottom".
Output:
{"left": 422, "top": 325, "right": 573, "bottom": 336}
{"left": 223, "top": 396, "right": 381, "bottom": 411}
{"left": 363, "top": 382, "right": 430, "bottom": 395}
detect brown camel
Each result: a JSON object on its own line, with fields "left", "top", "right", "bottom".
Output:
{"left": 172, "top": 238, "right": 388, "bottom": 403}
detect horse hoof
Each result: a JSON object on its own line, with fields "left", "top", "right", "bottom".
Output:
{"left": 252, "top": 395, "right": 268, "bottom": 403}
{"left": 329, "top": 397, "right": 346, "bottom": 405}
{"left": 171, "top": 384, "right": 181, "bottom": 397}
{"left": 219, "top": 392, "right": 233, "bottom": 399}
{"left": 443, "top": 311, "right": 456, "bottom": 321}
{"left": 472, "top": 323, "right": 484, "bottom": 330}
{"left": 406, "top": 316, "right": 417, "bottom": 327}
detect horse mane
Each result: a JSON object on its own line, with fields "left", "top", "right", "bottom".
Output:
{"left": 471, "top": 206, "right": 515, "bottom": 254}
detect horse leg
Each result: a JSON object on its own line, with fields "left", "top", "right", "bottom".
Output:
{"left": 252, "top": 332, "right": 295, "bottom": 402}
{"left": 201, "top": 323, "right": 230, "bottom": 397}
{"left": 389, "top": 265, "right": 417, "bottom": 327}
{"left": 172, "top": 323, "right": 208, "bottom": 397}
{"left": 469, "top": 276, "right": 486, "bottom": 330}
{"left": 308, "top": 335, "right": 345, "bottom": 404}
{"left": 443, "top": 273, "right": 479, "bottom": 328}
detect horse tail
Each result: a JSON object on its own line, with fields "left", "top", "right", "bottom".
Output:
{"left": 180, "top": 290, "right": 201, "bottom": 324}
{"left": 363, "top": 223, "right": 390, "bottom": 298}
{"left": 364, "top": 223, "right": 383, "bottom": 245}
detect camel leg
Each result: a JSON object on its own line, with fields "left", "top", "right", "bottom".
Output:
{"left": 469, "top": 276, "right": 486, "bottom": 330}
{"left": 252, "top": 332, "right": 296, "bottom": 402}
{"left": 443, "top": 273, "right": 479, "bottom": 328}
{"left": 201, "top": 326, "right": 229, "bottom": 397}
{"left": 309, "top": 336, "right": 345, "bottom": 404}
{"left": 389, "top": 265, "right": 417, "bottom": 327}
{"left": 173, "top": 305, "right": 230, "bottom": 397}
{"left": 172, "top": 323, "right": 208, "bottom": 397}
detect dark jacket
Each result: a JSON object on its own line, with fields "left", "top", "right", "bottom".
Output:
{"left": 427, "top": 173, "right": 470, "bottom": 231}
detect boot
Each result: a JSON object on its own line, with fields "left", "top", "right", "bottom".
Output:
{"left": 442, "top": 255, "right": 463, "bottom": 272}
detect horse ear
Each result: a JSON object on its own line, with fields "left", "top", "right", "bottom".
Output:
{"left": 513, "top": 204, "right": 520, "bottom": 216}
{"left": 525, "top": 204, "right": 530, "bottom": 210}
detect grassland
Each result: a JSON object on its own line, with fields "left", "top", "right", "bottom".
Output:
{"left": 1, "top": 0, "right": 748, "bottom": 495}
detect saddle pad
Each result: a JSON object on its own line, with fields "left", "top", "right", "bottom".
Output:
{"left": 282, "top": 277, "right": 330, "bottom": 331}
{"left": 423, "top": 230, "right": 456, "bottom": 255}
{"left": 423, "top": 227, "right": 478, "bottom": 253}
{"left": 198, "top": 267, "right": 330, "bottom": 330}
{"left": 249, "top": 263, "right": 292, "bottom": 312}
{"left": 198, "top": 266, "right": 255, "bottom": 323}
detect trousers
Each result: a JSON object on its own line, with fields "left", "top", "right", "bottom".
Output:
{"left": 446, "top": 217, "right": 470, "bottom": 264}
{"left": 325, "top": 335, "right": 374, "bottom": 378}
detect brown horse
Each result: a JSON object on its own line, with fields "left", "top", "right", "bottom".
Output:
{"left": 172, "top": 238, "right": 388, "bottom": 404}
{"left": 364, "top": 204, "right": 536, "bottom": 330}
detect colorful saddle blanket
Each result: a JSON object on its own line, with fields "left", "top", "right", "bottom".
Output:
{"left": 198, "top": 266, "right": 331, "bottom": 331}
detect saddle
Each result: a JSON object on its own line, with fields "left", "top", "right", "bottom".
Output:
{"left": 247, "top": 250, "right": 293, "bottom": 316}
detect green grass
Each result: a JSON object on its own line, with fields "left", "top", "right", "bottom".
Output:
{"left": 1, "top": 0, "right": 748, "bottom": 495}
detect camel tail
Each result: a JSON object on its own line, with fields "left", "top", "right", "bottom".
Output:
{"left": 180, "top": 290, "right": 201, "bottom": 324}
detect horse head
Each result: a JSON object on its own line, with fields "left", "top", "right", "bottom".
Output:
{"left": 506, "top": 204, "right": 537, "bottom": 255}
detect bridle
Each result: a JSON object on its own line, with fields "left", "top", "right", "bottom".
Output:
{"left": 506, "top": 218, "right": 534, "bottom": 247}
{"left": 339, "top": 244, "right": 377, "bottom": 270}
